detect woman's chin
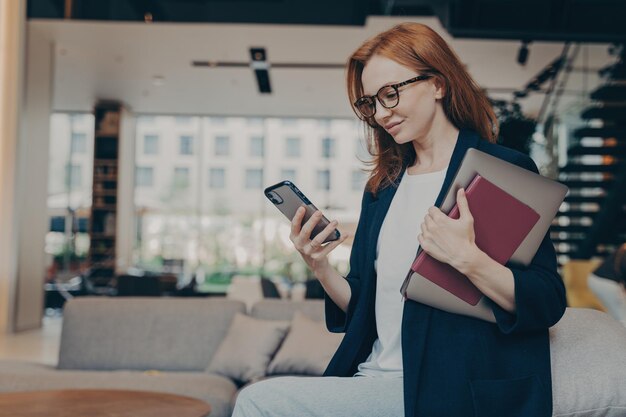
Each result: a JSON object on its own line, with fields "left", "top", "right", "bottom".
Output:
{"left": 392, "top": 134, "right": 412, "bottom": 145}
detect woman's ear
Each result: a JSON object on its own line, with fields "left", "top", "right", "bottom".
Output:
{"left": 433, "top": 77, "right": 446, "bottom": 100}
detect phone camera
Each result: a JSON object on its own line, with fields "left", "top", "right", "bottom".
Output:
{"left": 266, "top": 191, "right": 283, "bottom": 205}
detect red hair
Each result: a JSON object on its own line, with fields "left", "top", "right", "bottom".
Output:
{"left": 347, "top": 23, "right": 498, "bottom": 195}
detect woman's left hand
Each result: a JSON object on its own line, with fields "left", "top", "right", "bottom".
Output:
{"left": 418, "top": 188, "right": 478, "bottom": 271}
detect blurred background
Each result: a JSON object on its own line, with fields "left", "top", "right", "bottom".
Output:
{"left": 1, "top": 0, "right": 626, "bottom": 333}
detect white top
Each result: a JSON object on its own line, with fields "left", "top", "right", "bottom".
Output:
{"left": 356, "top": 168, "right": 447, "bottom": 378}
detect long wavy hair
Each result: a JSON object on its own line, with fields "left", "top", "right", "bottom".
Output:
{"left": 347, "top": 23, "right": 498, "bottom": 195}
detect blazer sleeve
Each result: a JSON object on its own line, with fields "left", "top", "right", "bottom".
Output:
{"left": 491, "top": 155, "right": 567, "bottom": 334}
{"left": 325, "top": 190, "right": 370, "bottom": 333}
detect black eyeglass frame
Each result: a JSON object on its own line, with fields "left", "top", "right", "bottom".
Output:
{"left": 353, "top": 74, "right": 432, "bottom": 120}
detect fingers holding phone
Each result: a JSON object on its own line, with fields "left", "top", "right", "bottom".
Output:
{"left": 290, "top": 206, "right": 348, "bottom": 273}
{"left": 290, "top": 206, "right": 334, "bottom": 248}
{"left": 265, "top": 180, "right": 348, "bottom": 274}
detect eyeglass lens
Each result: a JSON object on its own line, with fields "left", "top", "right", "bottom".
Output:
{"left": 356, "top": 86, "right": 400, "bottom": 118}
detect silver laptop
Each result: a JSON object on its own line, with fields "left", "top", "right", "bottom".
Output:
{"left": 440, "top": 148, "right": 568, "bottom": 266}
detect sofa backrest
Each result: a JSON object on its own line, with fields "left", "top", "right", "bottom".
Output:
{"left": 58, "top": 297, "right": 246, "bottom": 372}
{"left": 549, "top": 307, "right": 626, "bottom": 415}
{"left": 250, "top": 299, "right": 325, "bottom": 321}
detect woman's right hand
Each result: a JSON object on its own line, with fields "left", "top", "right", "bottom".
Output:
{"left": 289, "top": 206, "right": 349, "bottom": 280}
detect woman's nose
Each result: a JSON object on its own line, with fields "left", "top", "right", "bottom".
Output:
{"left": 374, "top": 103, "right": 393, "bottom": 125}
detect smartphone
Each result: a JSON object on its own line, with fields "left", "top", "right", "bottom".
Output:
{"left": 264, "top": 180, "right": 340, "bottom": 244}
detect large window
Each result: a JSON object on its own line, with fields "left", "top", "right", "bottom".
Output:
{"left": 46, "top": 113, "right": 94, "bottom": 282}
{"left": 133, "top": 116, "right": 365, "bottom": 289}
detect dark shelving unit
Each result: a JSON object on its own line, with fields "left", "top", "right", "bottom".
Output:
{"left": 88, "top": 101, "right": 122, "bottom": 286}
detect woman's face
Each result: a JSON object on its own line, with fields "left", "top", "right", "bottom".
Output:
{"left": 361, "top": 54, "right": 442, "bottom": 144}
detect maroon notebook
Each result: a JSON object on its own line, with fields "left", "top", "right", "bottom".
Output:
{"left": 409, "top": 174, "right": 540, "bottom": 306}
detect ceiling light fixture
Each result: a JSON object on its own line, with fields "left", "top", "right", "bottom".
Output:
{"left": 517, "top": 40, "right": 531, "bottom": 66}
{"left": 250, "top": 47, "right": 271, "bottom": 94}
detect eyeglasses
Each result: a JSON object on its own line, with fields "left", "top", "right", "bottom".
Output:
{"left": 354, "top": 75, "right": 432, "bottom": 119}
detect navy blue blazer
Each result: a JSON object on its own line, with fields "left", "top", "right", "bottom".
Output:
{"left": 324, "top": 129, "right": 567, "bottom": 417}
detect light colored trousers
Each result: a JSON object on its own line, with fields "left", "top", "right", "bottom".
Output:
{"left": 588, "top": 273, "right": 626, "bottom": 326}
{"left": 232, "top": 376, "right": 404, "bottom": 417}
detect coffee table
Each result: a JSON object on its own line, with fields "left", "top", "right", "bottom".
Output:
{"left": 0, "top": 389, "right": 211, "bottom": 417}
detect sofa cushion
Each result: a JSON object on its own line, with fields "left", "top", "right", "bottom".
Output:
{"left": 267, "top": 311, "right": 343, "bottom": 376}
{"left": 251, "top": 299, "right": 325, "bottom": 321}
{"left": 550, "top": 308, "right": 626, "bottom": 416}
{"left": 58, "top": 297, "right": 246, "bottom": 372}
{"left": 206, "top": 313, "right": 289, "bottom": 384}
{"left": 0, "top": 361, "right": 236, "bottom": 417}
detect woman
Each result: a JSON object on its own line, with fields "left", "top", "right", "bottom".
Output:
{"left": 233, "top": 22, "right": 566, "bottom": 417}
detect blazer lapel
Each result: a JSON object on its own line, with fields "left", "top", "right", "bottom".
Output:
{"left": 401, "top": 128, "right": 482, "bottom": 411}
{"left": 433, "top": 128, "right": 482, "bottom": 207}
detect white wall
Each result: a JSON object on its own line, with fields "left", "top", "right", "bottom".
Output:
{"left": 12, "top": 23, "right": 54, "bottom": 331}
{"left": 0, "top": 0, "right": 26, "bottom": 334}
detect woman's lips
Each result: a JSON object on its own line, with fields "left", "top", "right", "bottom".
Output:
{"left": 386, "top": 121, "right": 402, "bottom": 134}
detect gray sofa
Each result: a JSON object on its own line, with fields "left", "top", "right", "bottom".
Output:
{"left": 0, "top": 297, "right": 625, "bottom": 417}
{"left": 0, "top": 297, "right": 326, "bottom": 417}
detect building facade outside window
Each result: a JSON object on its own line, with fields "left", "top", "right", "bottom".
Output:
{"left": 352, "top": 169, "right": 367, "bottom": 191}
{"left": 136, "top": 166, "right": 154, "bottom": 187}
{"left": 322, "top": 137, "right": 336, "bottom": 159}
{"left": 130, "top": 116, "right": 365, "bottom": 292}
{"left": 209, "top": 167, "right": 226, "bottom": 189}
{"left": 280, "top": 169, "right": 297, "bottom": 183}
{"left": 174, "top": 167, "right": 190, "bottom": 188}
{"left": 71, "top": 133, "right": 87, "bottom": 154}
{"left": 66, "top": 164, "right": 82, "bottom": 188}
{"left": 46, "top": 113, "right": 94, "bottom": 283}
{"left": 175, "top": 116, "right": 193, "bottom": 124}
{"left": 355, "top": 137, "right": 370, "bottom": 161}
{"left": 285, "top": 137, "right": 301, "bottom": 158}
{"left": 245, "top": 168, "right": 264, "bottom": 189}
{"left": 211, "top": 117, "right": 227, "bottom": 125}
{"left": 144, "top": 134, "right": 159, "bottom": 155}
{"left": 316, "top": 169, "right": 331, "bottom": 191}
{"left": 179, "top": 135, "right": 194, "bottom": 155}
{"left": 215, "top": 135, "right": 230, "bottom": 156}
{"left": 250, "top": 135, "right": 264, "bottom": 157}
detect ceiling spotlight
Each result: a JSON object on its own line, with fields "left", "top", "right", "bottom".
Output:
{"left": 517, "top": 40, "right": 531, "bottom": 66}
{"left": 250, "top": 47, "right": 271, "bottom": 94}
